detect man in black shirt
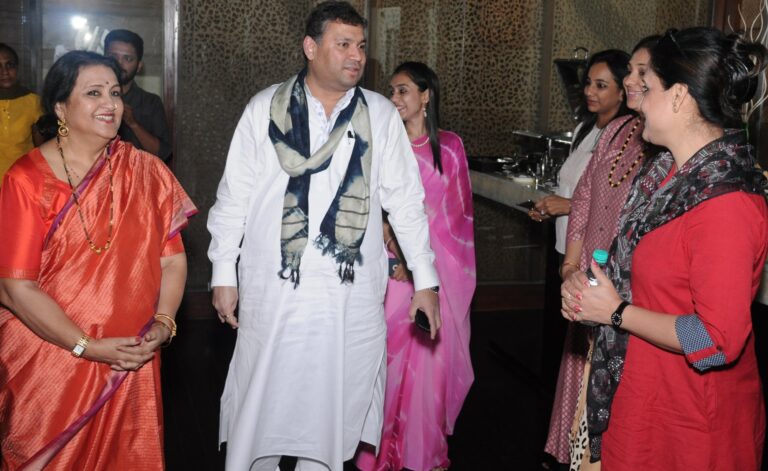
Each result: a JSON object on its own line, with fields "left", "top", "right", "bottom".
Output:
{"left": 104, "top": 29, "right": 172, "bottom": 163}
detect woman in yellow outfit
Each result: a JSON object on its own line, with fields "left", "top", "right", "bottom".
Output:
{"left": 0, "top": 43, "right": 42, "bottom": 182}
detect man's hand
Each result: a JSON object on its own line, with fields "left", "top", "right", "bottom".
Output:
{"left": 212, "top": 286, "right": 239, "bottom": 329}
{"left": 409, "top": 288, "right": 441, "bottom": 339}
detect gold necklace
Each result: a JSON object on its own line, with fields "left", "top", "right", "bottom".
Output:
{"left": 411, "top": 135, "right": 430, "bottom": 148}
{"left": 607, "top": 118, "right": 644, "bottom": 188}
{"left": 56, "top": 136, "right": 114, "bottom": 254}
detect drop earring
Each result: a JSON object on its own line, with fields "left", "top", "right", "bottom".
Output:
{"left": 57, "top": 119, "right": 69, "bottom": 137}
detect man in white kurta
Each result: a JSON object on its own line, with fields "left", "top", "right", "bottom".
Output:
{"left": 207, "top": 3, "right": 440, "bottom": 470}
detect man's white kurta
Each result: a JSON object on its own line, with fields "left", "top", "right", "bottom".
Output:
{"left": 207, "top": 84, "right": 439, "bottom": 470}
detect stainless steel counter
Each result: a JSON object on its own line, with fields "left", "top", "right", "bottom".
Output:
{"left": 470, "top": 170, "right": 551, "bottom": 212}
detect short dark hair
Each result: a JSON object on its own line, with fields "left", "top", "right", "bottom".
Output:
{"left": 40, "top": 50, "right": 122, "bottom": 120}
{"left": 104, "top": 29, "right": 144, "bottom": 61}
{"left": 0, "top": 43, "right": 19, "bottom": 65}
{"left": 650, "top": 27, "right": 767, "bottom": 127}
{"left": 305, "top": 1, "right": 367, "bottom": 42}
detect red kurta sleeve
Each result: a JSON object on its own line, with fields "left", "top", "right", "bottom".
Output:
{"left": 0, "top": 161, "right": 46, "bottom": 279}
{"left": 678, "top": 192, "right": 768, "bottom": 368}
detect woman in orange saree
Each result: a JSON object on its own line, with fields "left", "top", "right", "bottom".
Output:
{"left": 0, "top": 51, "right": 196, "bottom": 470}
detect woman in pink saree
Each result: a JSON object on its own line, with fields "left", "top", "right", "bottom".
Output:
{"left": 356, "top": 62, "right": 475, "bottom": 471}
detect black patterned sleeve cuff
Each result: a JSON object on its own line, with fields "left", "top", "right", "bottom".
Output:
{"left": 675, "top": 314, "right": 726, "bottom": 371}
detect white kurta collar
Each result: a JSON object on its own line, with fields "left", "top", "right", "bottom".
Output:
{"left": 304, "top": 84, "right": 356, "bottom": 151}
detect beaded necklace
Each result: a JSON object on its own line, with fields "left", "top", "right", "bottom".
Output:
{"left": 607, "top": 118, "right": 644, "bottom": 188}
{"left": 56, "top": 135, "right": 114, "bottom": 254}
{"left": 411, "top": 135, "right": 430, "bottom": 148}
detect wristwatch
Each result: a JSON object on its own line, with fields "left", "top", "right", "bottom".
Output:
{"left": 71, "top": 335, "right": 91, "bottom": 358}
{"left": 611, "top": 301, "right": 630, "bottom": 328}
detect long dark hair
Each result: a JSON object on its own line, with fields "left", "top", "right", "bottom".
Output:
{"left": 571, "top": 49, "right": 633, "bottom": 150}
{"left": 392, "top": 61, "right": 443, "bottom": 173}
{"left": 650, "top": 27, "right": 767, "bottom": 128}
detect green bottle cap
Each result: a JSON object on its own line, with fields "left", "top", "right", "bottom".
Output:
{"left": 592, "top": 249, "right": 609, "bottom": 265}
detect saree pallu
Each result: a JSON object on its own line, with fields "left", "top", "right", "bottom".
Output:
{"left": 0, "top": 141, "right": 196, "bottom": 470}
{"left": 356, "top": 130, "right": 476, "bottom": 471}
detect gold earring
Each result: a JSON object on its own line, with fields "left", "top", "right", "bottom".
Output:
{"left": 57, "top": 119, "right": 69, "bottom": 137}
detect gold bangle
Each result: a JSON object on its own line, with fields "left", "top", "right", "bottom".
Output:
{"left": 154, "top": 313, "right": 177, "bottom": 337}
{"left": 71, "top": 334, "right": 91, "bottom": 358}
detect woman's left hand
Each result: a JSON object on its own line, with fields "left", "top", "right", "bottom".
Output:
{"left": 141, "top": 322, "right": 172, "bottom": 351}
{"left": 561, "top": 262, "right": 622, "bottom": 325}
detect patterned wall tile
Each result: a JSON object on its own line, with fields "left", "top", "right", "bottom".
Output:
{"left": 177, "top": 0, "right": 715, "bottom": 287}
{"left": 177, "top": 0, "right": 312, "bottom": 289}
{"left": 546, "top": 0, "right": 712, "bottom": 132}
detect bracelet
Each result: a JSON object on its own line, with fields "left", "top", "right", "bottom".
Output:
{"left": 71, "top": 334, "right": 91, "bottom": 358}
{"left": 384, "top": 238, "right": 393, "bottom": 247}
{"left": 154, "top": 313, "right": 177, "bottom": 346}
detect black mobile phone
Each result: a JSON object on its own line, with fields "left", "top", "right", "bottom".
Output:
{"left": 414, "top": 309, "right": 431, "bottom": 332}
{"left": 517, "top": 200, "right": 536, "bottom": 210}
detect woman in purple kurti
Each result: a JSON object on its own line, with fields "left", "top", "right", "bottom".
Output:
{"left": 355, "top": 63, "right": 475, "bottom": 471}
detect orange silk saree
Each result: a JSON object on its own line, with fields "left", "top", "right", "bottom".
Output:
{"left": 0, "top": 140, "right": 196, "bottom": 470}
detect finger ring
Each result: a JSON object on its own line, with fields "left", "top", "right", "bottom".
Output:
{"left": 540, "top": 210, "right": 546, "bottom": 216}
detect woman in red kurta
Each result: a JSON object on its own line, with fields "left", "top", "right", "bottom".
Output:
{"left": 0, "top": 51, "right": 195, "bottom": 470}
{"left": 562, "top": 28, "right": 767, "bottom": 470}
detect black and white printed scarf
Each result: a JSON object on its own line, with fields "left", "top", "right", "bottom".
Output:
{"left": 269, "top": 69, "right": 372, "bottom": 287}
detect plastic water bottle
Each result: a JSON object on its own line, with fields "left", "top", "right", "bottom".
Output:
{"left": 581, "top": 249, "right": 608, "bottom": 326}
{"left": 585, "top": 249, "right": 609, "bottom": 286}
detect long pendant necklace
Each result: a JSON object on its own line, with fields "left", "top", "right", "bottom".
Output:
{"left": 607, "top": 118, "right": 644, "bottom": 188}
{"left": 56, "top": 135, "right": 115, "bottom": 254}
